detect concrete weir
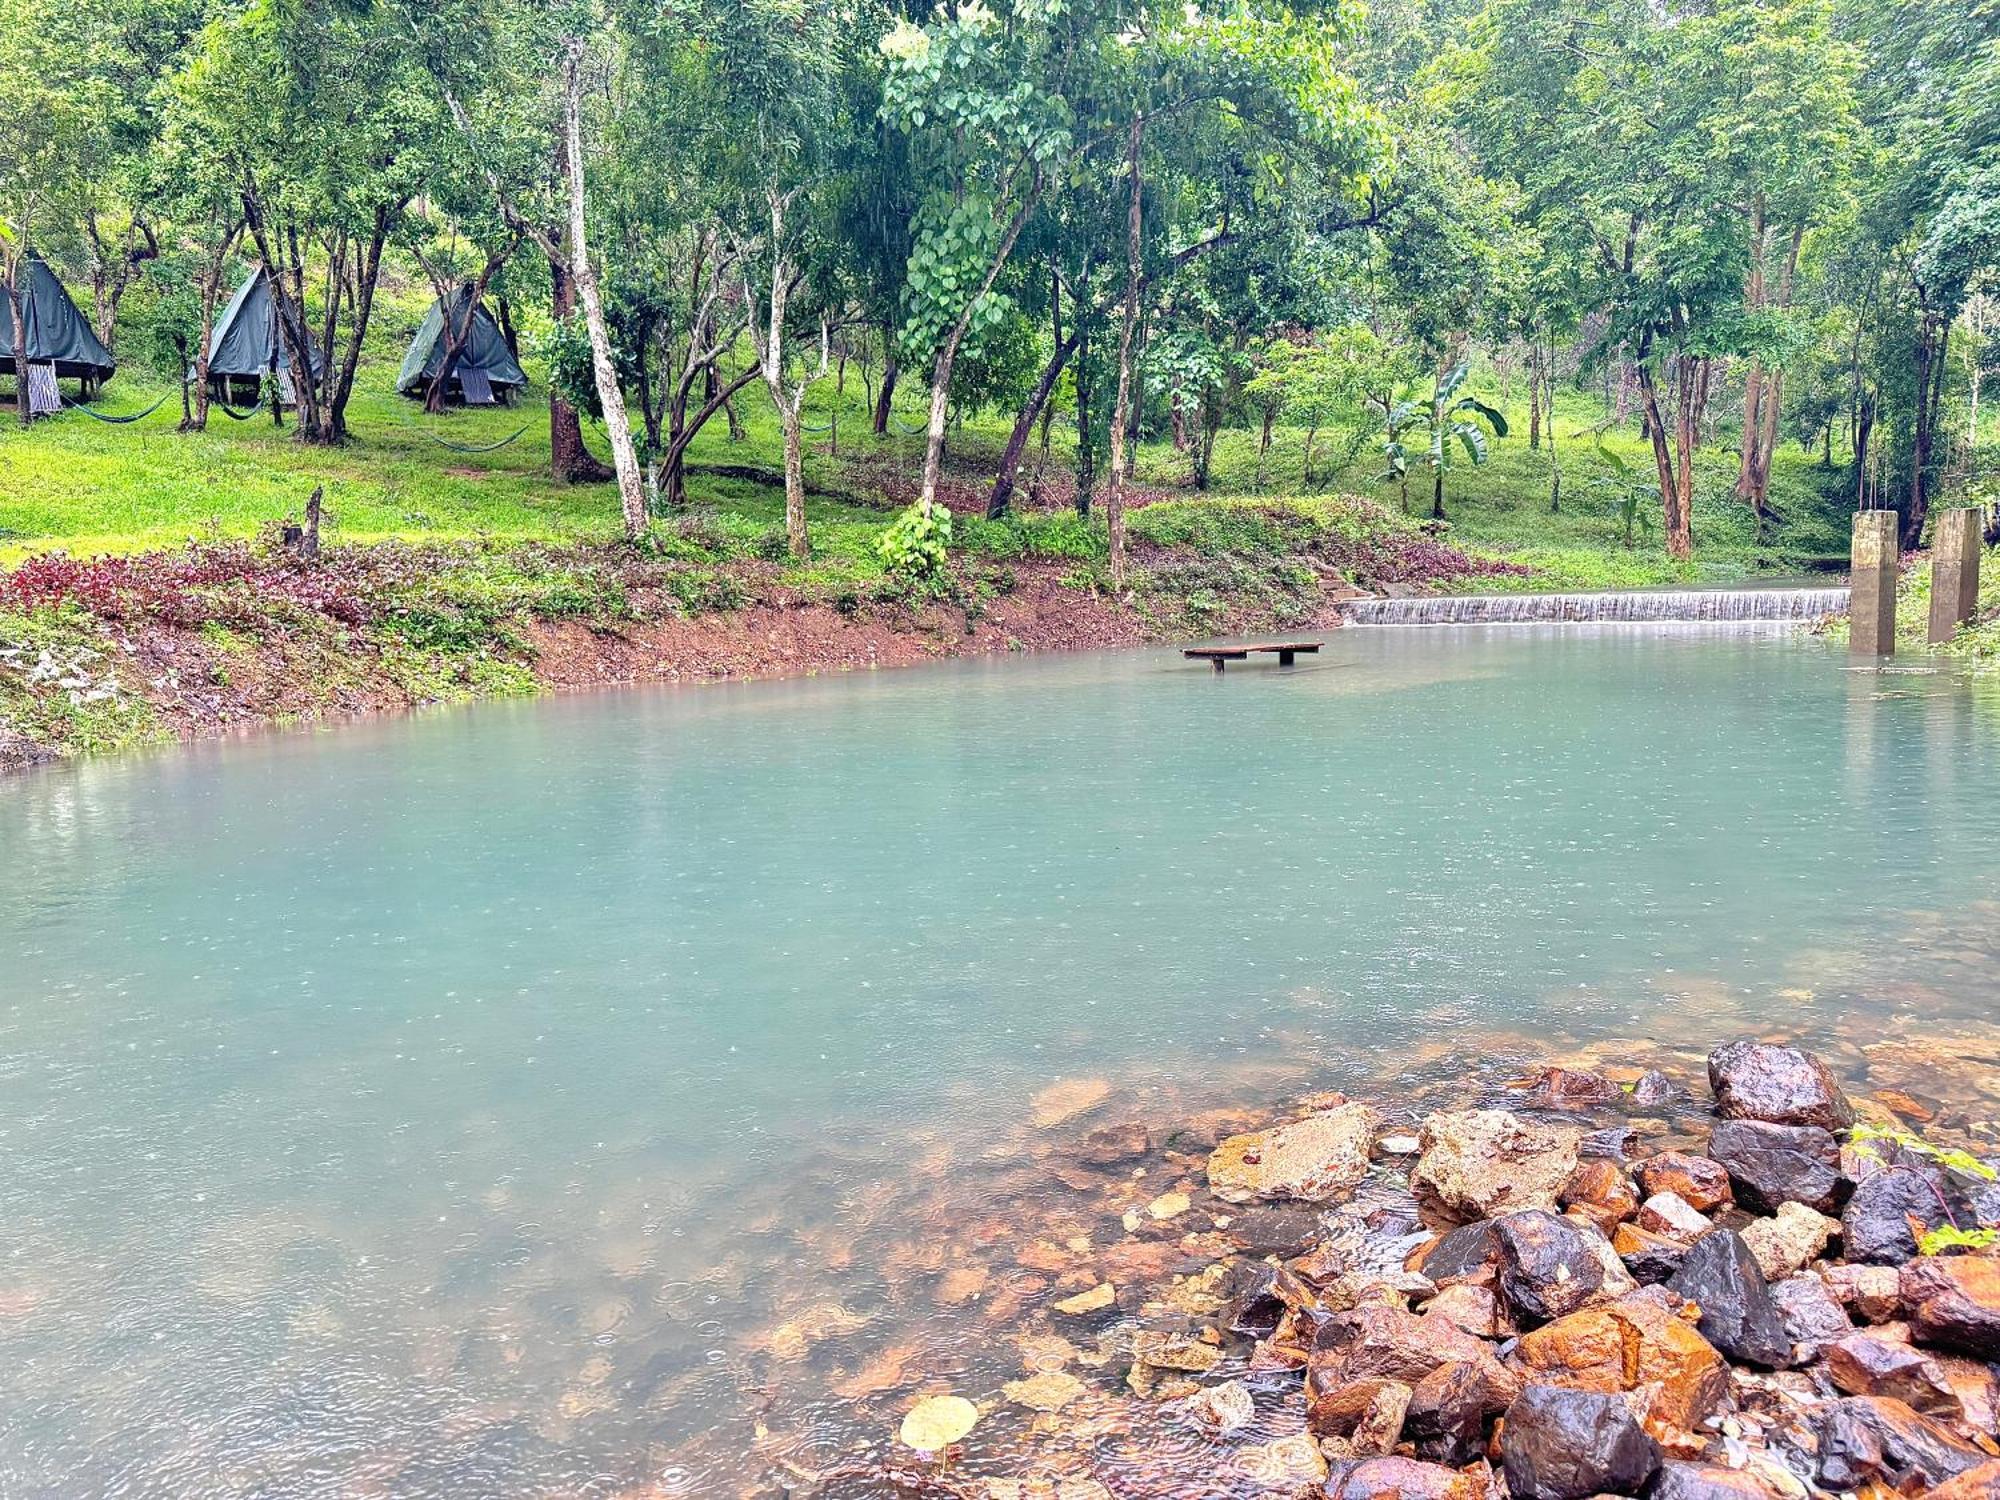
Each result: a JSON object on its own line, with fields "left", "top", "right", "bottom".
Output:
{"left": 1339, "top": 587, "right": 1851, "bottom": 626}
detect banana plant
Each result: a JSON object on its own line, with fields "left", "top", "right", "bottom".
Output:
{"left": 1376, "top": 363, "right": 1509, "bottom": 519}
{"left": 1587, "top": 435, "right": 1656, "bottom": 549}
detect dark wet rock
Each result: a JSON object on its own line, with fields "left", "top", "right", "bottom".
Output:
{"left": 1500, "top": 1384, "right": 1662, "bottom": 1500}
{"left": 1647, "top": 1462, "right": 1784, "bottom": 1499}
{"left": 1902, "top": 1254, "right": 2000, "bottom": 1358}
{"left": 1823, "top": 1262, "right": 1904, "bottom": 1323}
{"left": 1226, "top": 1204, "right": 1326, "bottom": 1257}
{"left": 1638, "top": 1153, "right": 1733, "bottom": 1214}
{"left": 1843, "top": 1163, "right": 1955, "bottom": 1263}
{"left": 1412, "top": 1219, "right": 1503, "bottom": 1283}
{"left": 1562, "top": 1159, "right": 1640, "bottom": 1235}
{"left": 1222, "top": 1259, "right": 1292, "bottom": 1335}
{"left": 1508, "top": 1290, "right": 1730, "bottom": 1436}
{"left": 1630, "top": 1071, "right": 1678, "bottom": 1107}
{"left": 1705, "top": 1119, "right": 1841, "bottom": 1214}
{"left": 1808, "top": 1394, "right": 1989, "bottom": 1490}
{"left": 1613, "top": 1223, "right": 1690, "bottom": 1285}
{"left": 1411, "top": 1109, "right": 1581, "bottom": 1225}
{"left": 1527, "top": 1066, "right": 1622, "bottom": 1111}
{"left": 1324, "top": 1455, "right": 1485, "bottom": 1500}
{"left": 1707, "top": 1040, "right": 1854, "bottom": 1130}
{"left": 1768, "top": 1272, "right": 1853, "bottom": 1361}
{"left": 1497, "top": 1210, "right": 1609, "bottom": 1324}
{"left": 1824, "top": 1331, "right": 1963, "bottom": 1418}
{"left": 1666, "top": 1228, "right": 1792, "bottom": 1369}
{"left": 1404, "top": 1358, "right": 1513, "bottom": 1466}
{"left": 1305, "top": 1375, "right": 1410, "bottom": 1453}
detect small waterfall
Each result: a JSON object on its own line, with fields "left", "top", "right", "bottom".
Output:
{"left": 1340, "top": 586, "right": 1850, "bottom": 626}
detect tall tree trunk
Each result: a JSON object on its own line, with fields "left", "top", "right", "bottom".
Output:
{"left": 1074, "top": 315, "right": 1095, "bottom": 518}
{"left": 561, "top": 38, "right": 646, "bottom": 539}
{"left": 1737, "top": 197, "right": 1768, "bottom": 502}
{"left": 1527, "top": 341, "right": 1542, "bottom": 451}
{"left": 872, "top": 340, "right": 898, "bottom": 436}
{"left": 546, "top": 255, "right": 610, "bottom": 483}
{"left": 1634, "top": 355, "right": 1692, "bottom": 561}
{"left": 987, "top": 321, "right": 1083, "bottom": 518}
{"left": 8, "top": 260, "right": 28, "bottom": 428}
{"left": 1106, "top": 115, "right": 1144, "bottom": 588}
{"left": 184, "top": 224, "right": 240, "bottom": 434}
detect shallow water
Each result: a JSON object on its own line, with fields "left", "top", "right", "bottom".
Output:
{"left": 4, "top": 626, "right": 2000, "bottom": 1497}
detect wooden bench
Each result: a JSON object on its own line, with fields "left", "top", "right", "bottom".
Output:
{"left": 1183, "top": 641, "right": 1322, "bottom": 673}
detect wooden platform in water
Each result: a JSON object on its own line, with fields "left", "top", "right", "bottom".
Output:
{"left": 1183, "top": 641, "right": 1322, "bottom": 673}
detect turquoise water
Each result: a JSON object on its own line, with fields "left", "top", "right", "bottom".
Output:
{"left": 4, "top": 627, "right": 1999, "bottom": 1496}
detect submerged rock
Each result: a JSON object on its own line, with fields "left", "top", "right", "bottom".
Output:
{"left": 1525, "top": 1066, "right": 1621, "bottom": 1111}
{"left": 1902, "top": 1254, "right": 2000, "bottom": 1358}
{"left": 1410, "top": 1110, "right": 1581, "bottom": 1225}
{"left": 1706, "top": 1119, "right": 1841, "bottom": 1214}
{"left": 1206, "top": 1102, "right": 1380, "bottom": 1205}
{"left": 1666, "top": 1228, "right": 1792, "bottom": 1369}
{"left": 1031, "top": 1077, "right": 1111, "bottom": 1128}
{"left": 1168, "top": 1377, "right": 1254, "bottom": 1432}
{"left": 1499, "top": 1384, "right": 1661, "bottom": 1500}
{"left": 1707, "top": 1040, "right": 1854, "bottom": 1130}
{"left": 1324, "top": 1456, "right": 1484, "bottom": 1500}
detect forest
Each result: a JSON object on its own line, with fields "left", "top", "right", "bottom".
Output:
{"left": 1, "top": 0, "right": 1994, "bottom": 579}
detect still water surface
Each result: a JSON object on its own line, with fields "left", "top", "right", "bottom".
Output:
{"left": 3, "top": 627, "right": 1998, "bottom": 1496}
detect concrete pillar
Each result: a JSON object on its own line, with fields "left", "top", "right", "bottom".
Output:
{"left": 1927, "top": 508, "right": 1983, "bottom": 644}
{"left": 1850, "top": 510, "right": 1899, "bottom": 658}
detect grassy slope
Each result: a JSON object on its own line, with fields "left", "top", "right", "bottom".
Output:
{"left": 3, "top": 277, "right": 1854, "bottom": 589}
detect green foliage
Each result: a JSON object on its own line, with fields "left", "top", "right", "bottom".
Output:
{"left": 0, "top": 605, "right": 163, "bottom": 757}
{"left": 876, "top": 499, "right": 954, "bottom": 586}
{"left": 1917, "top": 1224, "right": 2000, "bottom": 1256}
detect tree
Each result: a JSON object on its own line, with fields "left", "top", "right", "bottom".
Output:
{"left": 1378, "top": 361, "right": 1508, "bottom": 519}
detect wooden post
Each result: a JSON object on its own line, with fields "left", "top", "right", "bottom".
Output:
{"left": 1850, "top": 510, "right": 1899, "bottom": 657}
{"left": 1928, "top": 508, "right": 1982, "bottom": 644}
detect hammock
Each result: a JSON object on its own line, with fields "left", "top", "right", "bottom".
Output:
{"left": 213, "top": 396, "right": 266, "bottom": 421}
{"left": 422, "top": 423, "right": 530, "bottom": 454}
{"left": 59, "top": 390, "right": 173, "bottom": 425}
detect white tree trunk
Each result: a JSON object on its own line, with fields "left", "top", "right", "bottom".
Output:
{"left": 561, "top": 39, "right": 646, "bottom": 539}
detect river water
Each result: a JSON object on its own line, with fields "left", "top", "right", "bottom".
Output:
{"left": 3, "top": 627, "right": 1998, "bottom": 1496}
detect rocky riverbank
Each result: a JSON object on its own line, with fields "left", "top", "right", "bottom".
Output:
{"left": 815, "top": 1035, "right": 2000, "bottom": 1500}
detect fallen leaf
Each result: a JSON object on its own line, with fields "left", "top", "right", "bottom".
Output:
{"left": 900, "top": 1394, "right": 979, "bottom": 1452}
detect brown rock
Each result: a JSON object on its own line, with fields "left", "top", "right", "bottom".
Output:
{"left": 1638, "top": 1153, "right": 1734, "bottom": 1213}
{"left": 1561, "top": 1159, "right": 1640, "bottom": 1235}
{"left": 1902, "top": 1254, "right": 2000, "bottom": 1359}
{"left": 1129, "top": 1329, "right": 1219, "bottom": 1372}
{"left": 1824, "top": 1262, "right": 1904, "bottom": 1323}
{"left": 1509, "top": 1292, "right": 1730, "bottom": 1438}
{"left": 1324, "top": 1456, "right": 1486, "bottom": 1500}
{"left": 1307, "top": 1376, "right": 1412, "bottom": 1455}
{"left": 1648, "top": 1461, "right": 1787, "bottom": 1498}
{"left": 1928, "top": 1460, "right": 2000, "bottom": 1499}
{"left": 1412, "top": 1219, "right": 1504, "bottom": 1283}
{"left": 1405, "top": 1359, "right": 1516, "bottom": 1466}
{"left": 1612, "top": 1222, "right": 1690, "bottom": 1284}
{"left": 1423, "top": 1282, "right": 1513, "bottom": 1339}
{"left": 1411, "top": 1110, "right": 1582, "bottom": 1225}
{"left": 1308, "top": 1303, "right": 1499, "bottom": 1389}
{"left": 1824, "top": 1331, "right": 1963, "bottom": 1418}
{"left": 1738, "top": 1201, "right": 1837, "bottom": 1281}
{"left": 1707, "top": 1040, "right": 1855, "bottom": 1130}
{"left": 1526, "top": 1066, "right": 1621, "bottom": 1111}
{"left": 1809, "top": 1394, "right": 1989, "bottom": 1491}
{"left": 1637, "top": 1191, "right": 1714, "bottom": 1244}
{"left": 1207, "top": 1103, "right": 1381, "bottom": 1205}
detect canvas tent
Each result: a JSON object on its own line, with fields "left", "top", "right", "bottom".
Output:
{"left": 200, "top": 267, "right": 324, "bottom": 404}
{"left": 1, "top": 255, "right": 116, "bottom": 397}
{"left": 397, "top": 287, "right": 526, "bottom": 404}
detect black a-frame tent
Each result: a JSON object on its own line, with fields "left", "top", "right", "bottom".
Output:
{"left": 1, "top": 255, "right": 116, "bottom": 399}
{"left": 397, "top": 286, "right": 526, "bottom": 405}
{"left": 200, "top": 267, "right": 325, "bottom": 405}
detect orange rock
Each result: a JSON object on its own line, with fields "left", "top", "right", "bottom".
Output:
{"left": 1638, "top": 1152, "right": 1734, "bottom": 1213}
{"left": 1509, "top": 1291, "right": 1730, "bottom": 1441}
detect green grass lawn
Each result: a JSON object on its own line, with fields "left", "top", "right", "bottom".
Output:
{"left": 2, "top": 304, "right": 1857, "bottom": 594}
